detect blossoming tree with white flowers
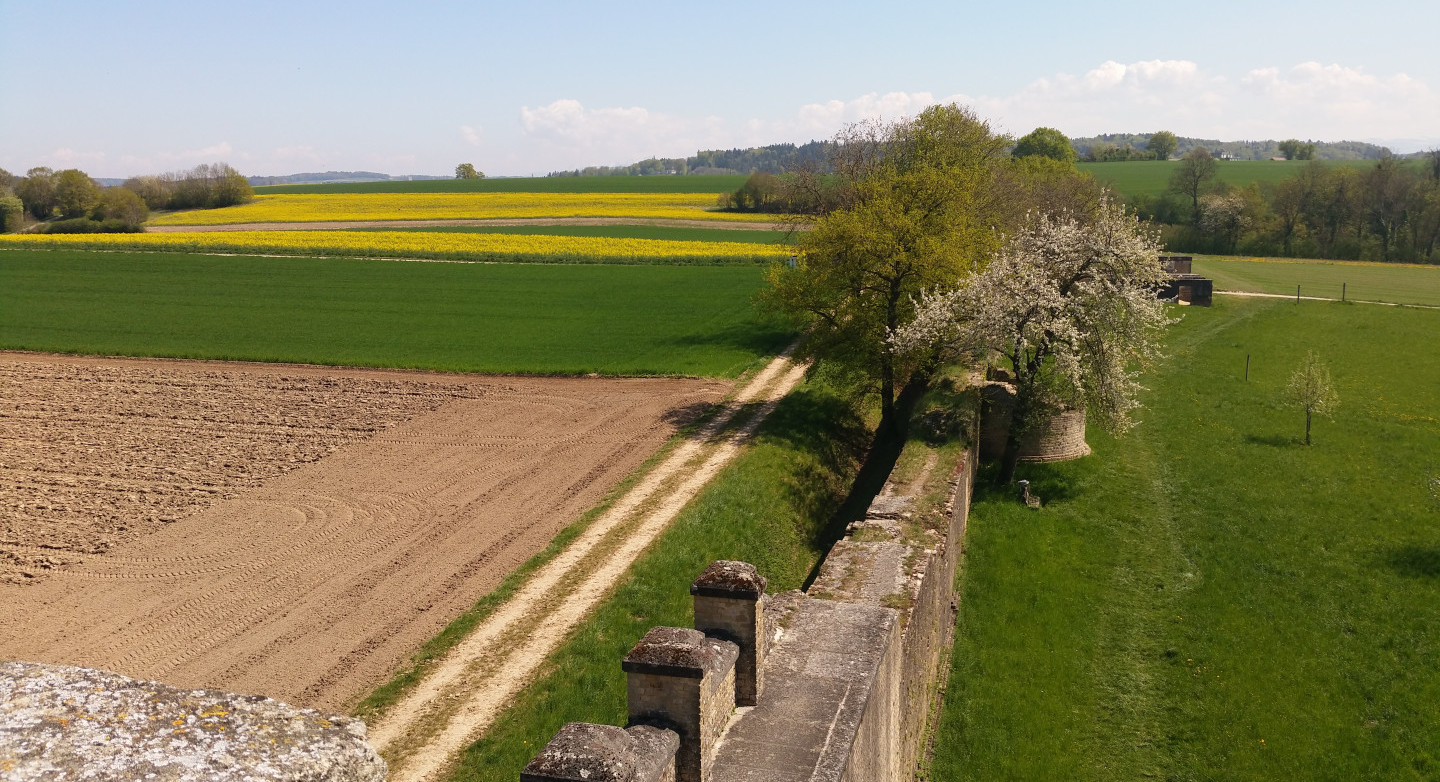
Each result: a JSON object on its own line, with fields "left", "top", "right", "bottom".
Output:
{"left": 893, "top": 200, "right": 1172, "bottom": 482}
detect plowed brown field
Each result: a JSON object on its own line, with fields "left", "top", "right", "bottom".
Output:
{"left": 0, "top": 353, "right": 726, "bottom": 709}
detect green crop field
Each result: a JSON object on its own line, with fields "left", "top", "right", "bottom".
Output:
{"left": 0, "top": 249, "right": 790, "bottom": 377}
{"left": 1079, "top": 160, "right": 1375, "bottom": 199}
{"left": 256, "top": 174, "right": 747, "bottom": 195}
{"left": 1192, "top": 255, "right": 1440, "bottom": 307}
{"left": 931, "top": 296, "right": 1440, "bottom": 780}
{"left": 343, "top": 224, "right": 792, "bottom": 245}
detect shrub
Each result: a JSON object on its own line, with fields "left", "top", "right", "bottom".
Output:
{"left": 42, "top": 218, "right": 144, "bottom": 234}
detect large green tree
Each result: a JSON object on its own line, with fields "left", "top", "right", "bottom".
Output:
{"left": 1012, "top": 127, "right": 1077, "bottom": 164}
{"left": 16, "top": 167, "right": 56, "bottom": 220}
{"left": 1169, "top": 146, "right": 1218, "bottom": 221}
{"left": 1147, "top": 130, "right": 1178, "bottom": 160}
{"left": 764, "top": 104, "right": 1010, "bottom": 428}
{"left": 53, "top": 169, "right": 101, "bottom": 219}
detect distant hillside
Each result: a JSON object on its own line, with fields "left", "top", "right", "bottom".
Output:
{"left": 246, "top": 171, "right": 448, "bottom": 186}
{"left": 1070, "top": 134, "right": 1393, "bottom": 161}
{"left": 548, "top": 141, "right": 832, "bottom": 177}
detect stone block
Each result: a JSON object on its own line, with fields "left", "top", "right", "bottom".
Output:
{"left": 623, "top": 627, "right": 738, "bottom": 782}
{"left": 521, "top": 722, "right": 678, "bottom": 782}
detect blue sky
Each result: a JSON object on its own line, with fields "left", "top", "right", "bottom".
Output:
{"left": 3, "top": 0, "right": 1437, "bottom": 178}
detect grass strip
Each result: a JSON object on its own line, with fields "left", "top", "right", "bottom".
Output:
{"left": 1191, "top": 254, "right": 1440, "bottom": 307}
{"left": 931, "top": 296, "right": 1440, "bottom": 780}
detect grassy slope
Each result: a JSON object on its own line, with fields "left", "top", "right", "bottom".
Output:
{"left": 0, "top": 250, "right": 790, "bottom": 377}
{"left": 441, "top": 376, "right": 874, "bottom": 780}
{"left": 1080, "top": 160, "right": 1374, "bottom": 199}
{"left": 932, "top": 297, "right": 1440, "bottom": 780}
{"left": 1192, "top": 256, "right": 1440, "bottom": 307}
{"left": 344, "top": 224, "right": 792, "bottom": 245}
{"left": 256, "top": 175, "right": 747, "bottom": 195}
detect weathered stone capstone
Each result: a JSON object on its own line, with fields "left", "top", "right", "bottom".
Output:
{"left": 0, "top": 660, "right": 386, "bottom": 782}
{"left": 688, "top": 560, "right": 765, "bottom": 600}
{"left": 520, "top": 722, "right": 678, "bottom": 782}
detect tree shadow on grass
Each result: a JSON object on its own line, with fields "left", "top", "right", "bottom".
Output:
{"left": 973, "top": 461, "right": 1081, "bottom": 507}
{"left": 666, "top": 323, "right": 795, "bottom": 358}
{"left": 1383, "top": 545, "right": 1440, "bottom": 579}
{"left": 661, "top": 400, "right": 725, "bottom": 429}
{"left": 1244, "top": 433, "right": 1300, "bottom": 448}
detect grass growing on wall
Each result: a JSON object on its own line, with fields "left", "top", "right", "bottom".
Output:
{"left": 930, "top": 296, "right": 1440, "bottom": 780}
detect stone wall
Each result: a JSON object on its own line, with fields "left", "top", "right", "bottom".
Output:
{"left": 979, "top": 383, "right": 1091, "bottom": 463}
{"left": 521, "top": 440, "right": 979, "bottom": 782}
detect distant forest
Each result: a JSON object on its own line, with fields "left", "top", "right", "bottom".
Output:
{"left": 551, "top": 135, "right": 1407, "bottom": 178}
{"left": 1069, "top": 134, "right": 1393, "bottom": 162}
{"left": 547, "top": 142, "right": 833, "bottom": 178}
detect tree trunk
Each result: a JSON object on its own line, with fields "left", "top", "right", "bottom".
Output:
{"left": 879, "top": 354, "right": 897, "bottom": 433}
{"left": 998, "top": 420, "right": 1023, "bottom": 484}
{"left": 1305, "top": 408, "right": 1312, "bottom": 445}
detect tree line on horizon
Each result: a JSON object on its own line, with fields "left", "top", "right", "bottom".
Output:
{"left": 710, "top": 127, "right": 1440, "bottom": 264}
{"left": 1137, "top": 146, "right": 1440, "bottom": 263}
{"left": 546, "top": 133, "right": 1402, "bottom": 180}
{"left": 0, "top": 163, "right": 253, "bottom": 233}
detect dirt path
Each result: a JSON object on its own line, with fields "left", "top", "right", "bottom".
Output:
{"left": 370, "top": 350, "right": 808, "bottom": 782}
{"left": 147, "top": 217, "right": 792, "bottom": 233}
{"left": 0, "top": 353, "right": 726, "bottom": 709}
{"left": 1216, "top": 289, "right": 1440, "bottom": 309}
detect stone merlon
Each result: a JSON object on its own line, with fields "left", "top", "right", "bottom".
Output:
{"left": 688, "top": 560, "right": 766, "bottom": 600}
{"left": 520, "top": 723, "right": 679, "bottom": 782}
{"left": 622, "top": 627, "right": 738, "bottom": 680}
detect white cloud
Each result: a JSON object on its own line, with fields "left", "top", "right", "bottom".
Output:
{"left": 49, "top": 147, "right": 108, "bottom": 166}
{"left": 500, "top": 61, "right": 1439, "bottom": 175}
{"left": 519, "top": 99, "right": 730, "bottom": 168}
{"left": 947, "top": 60, "right": 1439, "bottom": 142}
{"left": 461, "top": 125, "right": 483, "bottom": 146}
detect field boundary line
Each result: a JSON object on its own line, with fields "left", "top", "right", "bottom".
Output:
{"left": 368, "top": 349, "right": 806, "bottom": 779}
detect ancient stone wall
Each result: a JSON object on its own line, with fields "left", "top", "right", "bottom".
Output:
{"left": 521, "top": 439, "right": 979, "bottom": 782}
{"left": 979, "top": 383, "right": 1091, "bottom": 463}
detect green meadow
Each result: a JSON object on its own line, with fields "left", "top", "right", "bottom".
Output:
{"left": 0, "top": 249, "right": 790, "bottom": 377}
{"left": 256, "top": 174, "right": 748, "bottom": 195}
{"left": 931, "top": 296, "right": 1440, "bottom": 780}
{"left": 1193, "top": 256, "right": 1440, "bottom": 307}
{"left": 1079, "top": 160, "right": 1374, "bottom": 199}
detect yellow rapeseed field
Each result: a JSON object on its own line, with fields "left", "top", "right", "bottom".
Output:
{"left": 147, "top": 193, "right": 773, "bottom": 225}
{"left": 0, "top": 230, "right": 786, "bottom": 263}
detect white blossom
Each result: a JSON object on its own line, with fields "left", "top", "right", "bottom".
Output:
{"left": 894, "top": 199, "right": 1172, "bottom": 437}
